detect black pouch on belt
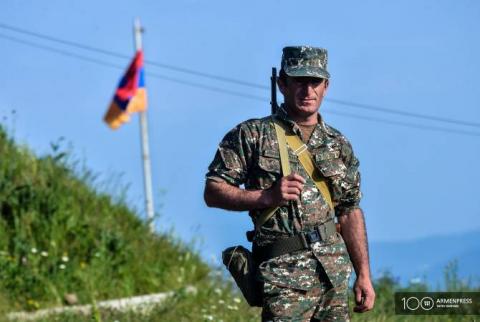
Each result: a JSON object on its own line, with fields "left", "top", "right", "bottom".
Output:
{"left": 222, "top": 245, "right": 263, "bottom": 307}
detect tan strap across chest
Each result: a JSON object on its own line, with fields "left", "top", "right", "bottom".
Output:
{"left": 283, "top": 125, "right": 334, "bottom": 210}
{"left": 255, "top": 118, "right": 334, "bottom": 231}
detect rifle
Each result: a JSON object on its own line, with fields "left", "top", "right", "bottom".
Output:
{"left": 270, "top": 67, "right": 278, "bottom": 114}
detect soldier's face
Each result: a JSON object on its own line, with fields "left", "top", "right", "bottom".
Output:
{"left": 279, "top": 76, "right": 329, "bottom": 117}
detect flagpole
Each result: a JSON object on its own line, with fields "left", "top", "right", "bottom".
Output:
{"left": 134, "top": 18, "right": 155, "bottom": 232}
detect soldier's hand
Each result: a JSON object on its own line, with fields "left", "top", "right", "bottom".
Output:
{"left": 353, "top": 275, "right": 375, "bottom": 313}
{"left": 264, "top": 173, "right": 305, "bottom": 207}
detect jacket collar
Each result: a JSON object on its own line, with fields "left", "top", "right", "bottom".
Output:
{"left": 274, "top": 104, "right": 335, "bottom": 137}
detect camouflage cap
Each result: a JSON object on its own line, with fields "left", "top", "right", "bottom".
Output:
{"left": 281, "top": 46, "right": 330, "bottom": 79}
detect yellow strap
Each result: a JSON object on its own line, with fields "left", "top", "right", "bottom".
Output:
{"left": 255, "top": 118, "right": 334, "bottom": 231}
{"left": 284, "top": 130, "right": 334, "bottom": 211}
{"left": 255, "top": 121, "right": 291, "bottom": 231}
{"left": 274, "top": 122, "right": 291, "bottom": 177}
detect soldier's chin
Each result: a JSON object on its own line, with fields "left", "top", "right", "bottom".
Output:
{"left": 296, "top": 100, "right": 318, "bottom": 112}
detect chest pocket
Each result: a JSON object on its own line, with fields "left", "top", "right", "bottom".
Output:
{"left": 258, "top": 150, "right": 281, "bottom": 174}
{"left": 258, "top": 148, "right": 302, "bottom": 174}
{"left": 317, "top": 158, "right": 347, "bottom": 177}
{"left": 313, "top": 148, "right": 346, "bottom": 178}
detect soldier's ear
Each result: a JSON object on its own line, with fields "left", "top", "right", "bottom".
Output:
{"left": 323, "top": 79, "right": 330, "bottom": 96}
{"left": 277, "top": 78, "right": 287, "bottom": 95}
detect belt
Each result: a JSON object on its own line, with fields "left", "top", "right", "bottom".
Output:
{"left": 252, "top": 219, "right": 337, "bottom": 264}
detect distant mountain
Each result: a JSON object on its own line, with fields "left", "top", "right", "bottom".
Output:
{"left": 369, "top": 230, "right": 480, "bottom": 288}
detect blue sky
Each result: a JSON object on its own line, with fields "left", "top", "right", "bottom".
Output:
{"left": 1, "top": 1, "right": 479, "bottom": 269}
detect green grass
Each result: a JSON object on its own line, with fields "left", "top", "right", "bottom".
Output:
{"left": 0, "top": 125, "right": 477, "bottom": 321}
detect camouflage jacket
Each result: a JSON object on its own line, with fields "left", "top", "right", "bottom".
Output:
{"left": 206, "top": 105, "right": 360, "bottom": 290}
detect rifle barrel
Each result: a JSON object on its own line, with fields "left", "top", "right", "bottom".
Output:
{"left": 271, "top": 67, "right": 277, "bottom": 114}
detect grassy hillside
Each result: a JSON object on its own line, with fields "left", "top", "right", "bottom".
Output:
{"left": 0, "top": 126, "right": 477, "bottom": 321}
{"left": 0, "top": 126, "right": 259, "bottom": 321}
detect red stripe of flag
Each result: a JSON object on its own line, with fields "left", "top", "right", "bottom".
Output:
{"left": 104, "top": 50, "right": 147, "bottom": 129}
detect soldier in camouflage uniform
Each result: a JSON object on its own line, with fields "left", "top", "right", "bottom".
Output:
{"left": 204, "top": 46, "right": 375, "bottom": 321}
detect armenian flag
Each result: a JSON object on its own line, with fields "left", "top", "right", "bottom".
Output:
{"left": 104, "top": 50, "right": 147, "bottom": 129}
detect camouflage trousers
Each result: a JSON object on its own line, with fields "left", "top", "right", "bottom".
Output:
{"left": 258, "top": 234, "right": 352, "bottom": 321}
{"left": 260, "top": 272, "right": 350, "bottom": 321}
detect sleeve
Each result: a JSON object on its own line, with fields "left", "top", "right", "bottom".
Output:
{"left": 335, "top": 138, "right": 362, "bottom": 216}
{"left": 205, "top": 123, "right": 254, "bottom": 187}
